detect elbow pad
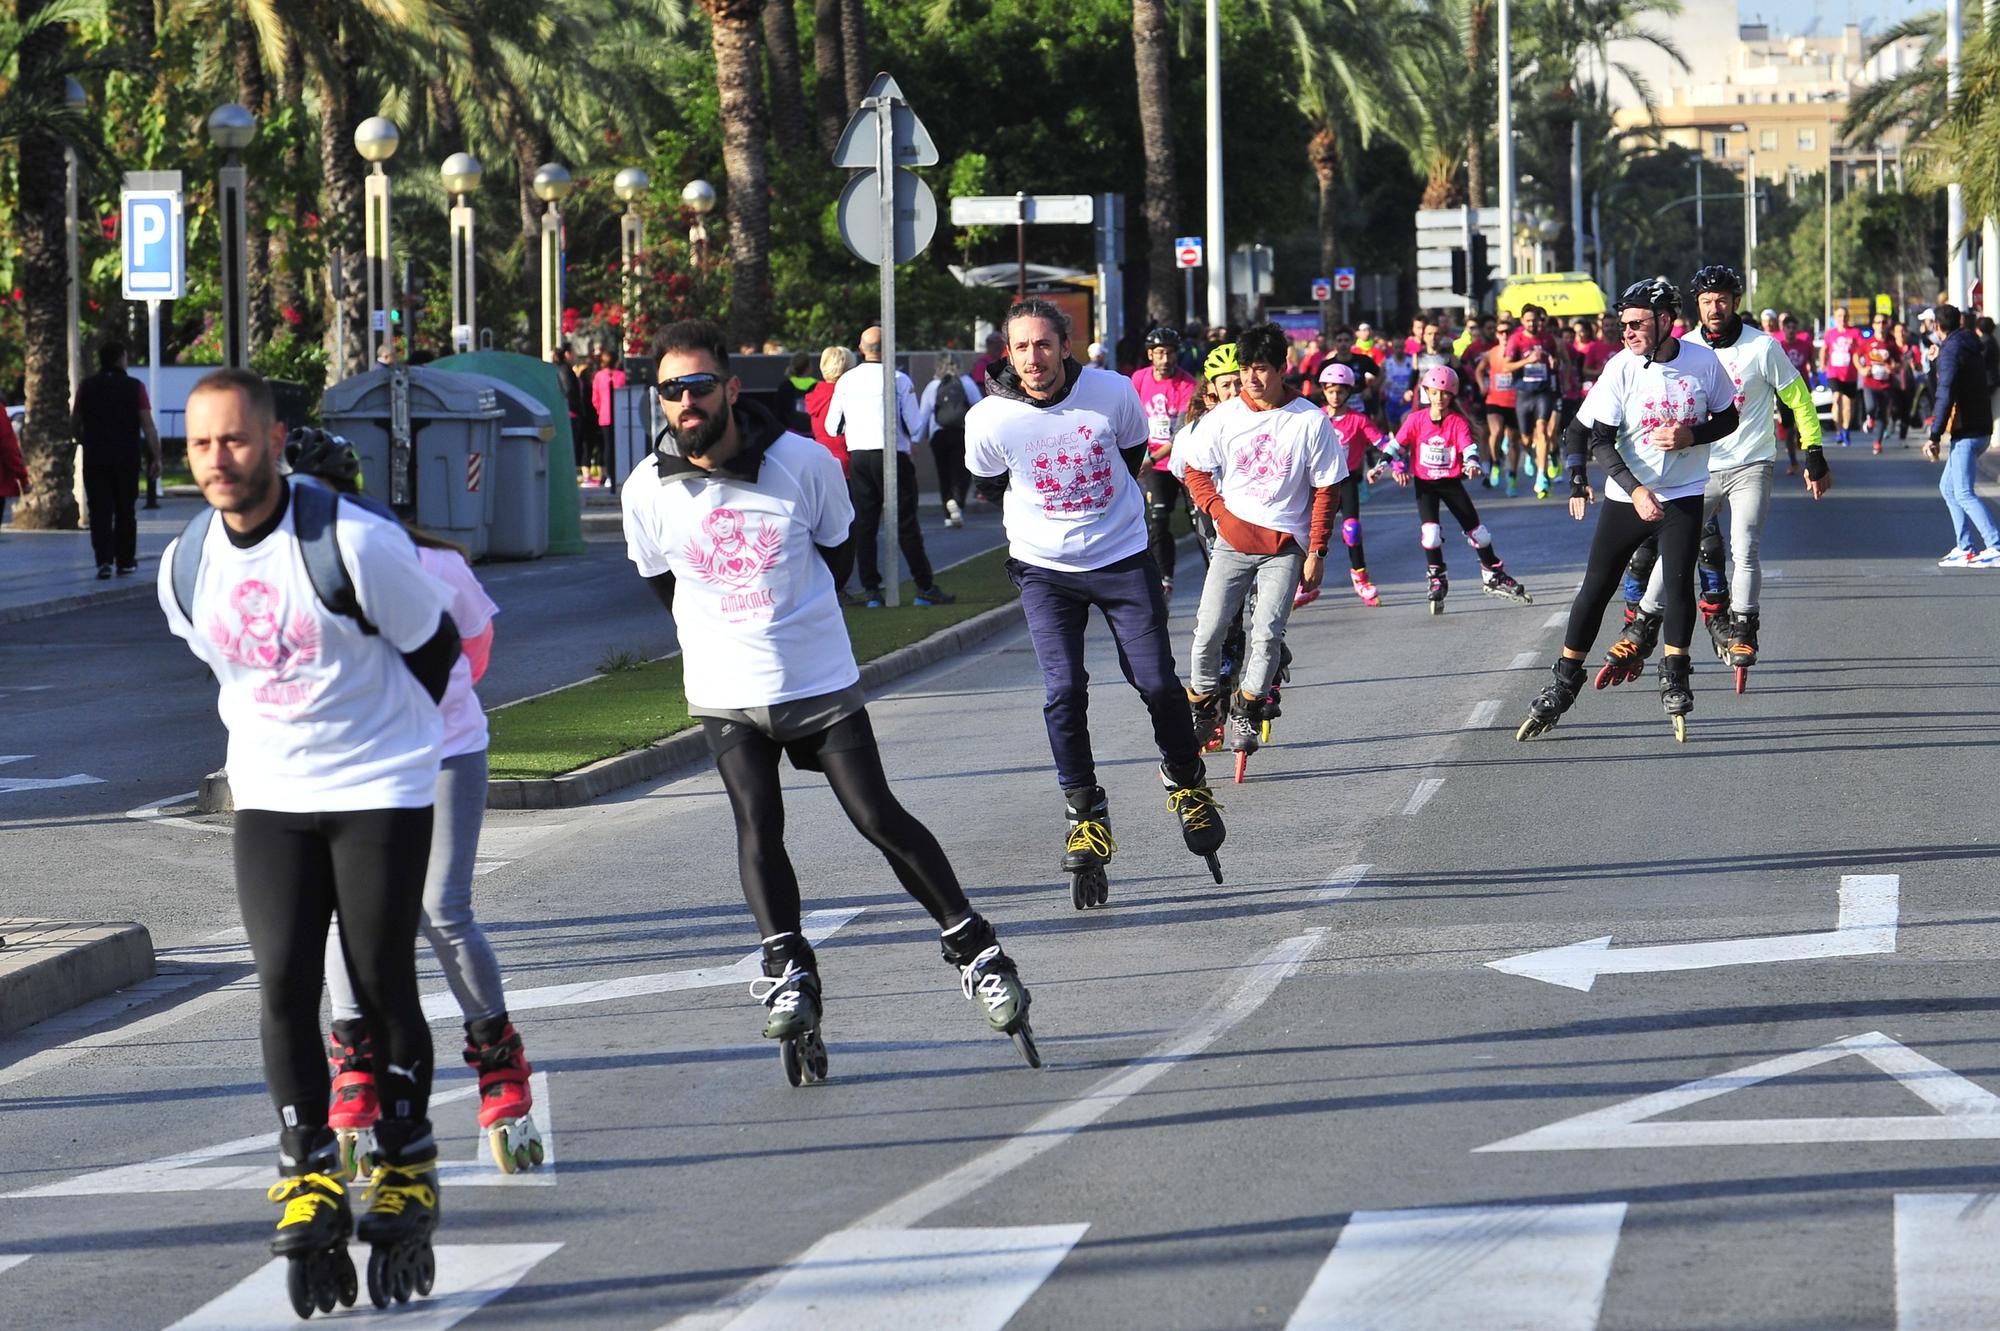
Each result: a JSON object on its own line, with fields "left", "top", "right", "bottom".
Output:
{"left": 401, "top": 613, "right": 462, "bottom": 704}
{"left": 647, "top": 571, "right": 677, "bottom": 611}
{"left": 816, "top": 539, "right": 855, "bottom": 588}
{"left": 973, "top": 473, "right": 1010, "bottom": 503}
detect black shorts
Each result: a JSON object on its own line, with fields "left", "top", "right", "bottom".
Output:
{"left": 1483, "top": 403, "right": 1515, "bottom": 427}
{"left": 1514, "top": 391, "right": 1559, "bottom": 431}
{"left": 1829, "top": 378, "right": 1859, "bottom": 399}
{"left": 703, "top": 705, "right": 876, "bottom": 773}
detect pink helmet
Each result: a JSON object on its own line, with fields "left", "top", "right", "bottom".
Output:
{"left": 1420, "top": 365, "right": 1460, "bottom": 396}
{"left": 1318, "top": 362, "right": 1356, "bottom": 388}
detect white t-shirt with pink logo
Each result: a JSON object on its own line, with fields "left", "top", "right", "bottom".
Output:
{"left": 1577, "top": 340, "right": 1734, "bottom": 502}
{"left": 419, "top": 546, "right": 498, "bottom": 759}
{"left": 622, "top": 431, "right": 860, "bottom": 709}
{"left": 963, "top": 366, "right": 1151, "bottom": 572}
{"left": 156, "top": 485, "right": 451, "bottom": 813}
{"left": 1177, "top": 395, "right": 1347, "bottom": 547}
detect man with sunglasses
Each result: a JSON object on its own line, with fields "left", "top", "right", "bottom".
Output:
{"left": 621, "top": 319, "right": 1041, "bottom": 1072}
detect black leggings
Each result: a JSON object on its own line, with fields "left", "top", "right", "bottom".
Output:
{"left": 1566, "top": 495, "right": 1705, "bottom": 654}
{"left": 1413, "top": 477, "right": 1500, "bottom": 572}
{"left": 710, "top": 709, "right": 971, "bottom": 938}
{"left": 235, "top": 806, "right": 434, "bottom": 1132}
{"left": 1141, "top": 467, "right": 1183, "bottom": 580}
{"left": 1330, "top": 473, "right": 1367, "bottom": 570}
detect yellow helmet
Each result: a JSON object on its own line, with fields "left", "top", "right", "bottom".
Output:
{"left": 1203, "top": 342, "right": 1240, "bottom": 380}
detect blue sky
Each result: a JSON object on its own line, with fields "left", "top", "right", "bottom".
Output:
{"left": 1739, "top": 0, "right": 1936, "bottom": 36}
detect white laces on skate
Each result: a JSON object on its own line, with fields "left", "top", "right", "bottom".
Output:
{"left": 749, "top": 964, "right": 812, "bottom": 1015}
{"left": 959, "top": 945, "right": 1012, "bottom": 1012}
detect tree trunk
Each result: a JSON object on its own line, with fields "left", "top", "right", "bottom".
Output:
{"left": 1420, "top": 156, "right": 1458, "bottom": 210}
{"left": 14, "top": 7, "right": 78, "bottom": 529}
{"left": 235, "top": 20, "right": 274, "bottom": 354}
{"left": 1465, "top": 0, "right": 1489, "bottom": 208}
{"left": 1132, "top": 0, "right": 1181, "bottom": 328}
{"left": 813, "top": 0, "right": 844, "bottom": 154}
{"left": 1309, "top": 124, "right": 1340, "bottom": 335}
{"left": 316, "top": 23, "right": 365, "bottom": 381}
{"left": 268, "top": 49, "right": 305, "bottom": 340}
{"left": 763, "top": 0, "right": 810, "bottom": 154}
{"left": 706, "top": 3, "right": 775, "bottom": 347}
{"left": 130, "top": 0, "right": 157, "bottom": 54}
{"left": 839, "top": 0, "right": 869, "bottom": 111}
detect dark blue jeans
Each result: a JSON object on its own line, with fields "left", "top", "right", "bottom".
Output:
{"left": 1009, "top": 552, "right": 1199, "bottom": 792}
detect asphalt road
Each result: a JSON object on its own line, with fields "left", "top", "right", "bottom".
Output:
{"left": 5, "top": 444, "right": 1999, "bottom": 1330}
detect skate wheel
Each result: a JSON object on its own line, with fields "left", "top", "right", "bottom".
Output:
{"left": 1258, "top": 720, "right": 1272, "bottom": 743}
{"left": 366, "top": 1247, "right": 390, "bottom": 1310}
{"left": 336, "top": 1250, "right": 357, "bottom": 1307}
{"left": 1515, "top": 717, "right": 1550, "bottom": 742}
{"left": 1735, "top": 666, "right": 1748, "bottom": 695}
{"left": 287, "top": 1258, "right": 315, "bottom": 1319}
{"left": 1429, "top": 599, "right": 1443, "bottom": 615}
{"left": 489, "top": 1125, "right": 519, "bottom": 1175}
{"left": 1011, "top": 1022, "right": 1043, "bottom": 1069}
{"left": 416, "top": 1245, "right": 435, "bottom": 1297}
{"left": 1592, "top": 663, "right": 1623, "bottom": 690}
{"left": 1204, "top": 852, "right": 1223, "bottom": 884}
{"left": 528, "top": 1137, "right": 546, "bottom": 1167}
{"left": 313, "top": 1253, "right": 339, "bottom": 1315}
{"left": 1070, "top": 867, "right": 1109, "bottom": 910}
{"left": 780, "top": 1037, "right": 804, "bottom": 1087}
{"left": 805, "top": 1031, "right": 830, "bottom": 1081}
{"left": 1672, "top": 714, "right": 1687, "bottom": 743}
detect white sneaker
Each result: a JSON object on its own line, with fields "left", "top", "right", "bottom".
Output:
{"left": 1973, "top": 549, "right": 2000, "bottom": 568}
{"left": 1939, "top": 549, "right": 1976, "bottom": 568}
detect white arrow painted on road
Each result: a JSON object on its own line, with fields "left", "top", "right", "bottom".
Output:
{"left": 425, "top": 906, "right": 865, "bottom": 1020}
{"left": 164, "top": 1242, "right": 561, "bottom": 1330}
{"left": 0, "top": 754, "right": 104, "bottom": 794}
{"left": 1485, "top": 874, "right": 1899, "bottom": 992}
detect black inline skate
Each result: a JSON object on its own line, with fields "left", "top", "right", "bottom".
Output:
{"left": 1227, "top": 691, "right": 1265, "bottom": 784}
{"left": 1724, "top": 611, "right": 1757, "bottom": 695}
{"left": 940, "top": 914, "right": 1040, "bottom": 1068}
{"left": 269, "top": 1128, "right": 357, "bottom": 1321}
{"left": 1659, "top": 652, "right": 1695, "bottom": 742}
{"left": 1516, "top": 657, "right": 1588, "bottom": 741}
{"left": 1161, "top": 758, "right": 1225, "bottom": 882}
{"left": 1062, "top": 785, "right": 1115, "bottom": 910}
{"left": 1187, "top": 689, "right": 1228, "bottom": 754}
{"left": 1480, "top": 565, "right": 1533, "bottom": 604}
{"left": 749, "top": 933, "right": 828, "bottom": 1084}
{"left": 1426, "top": 566, "right": 1449, "bottom": 614}
{"left": 1595, "top": 608, "right": 1661, "bottom": 689}
{"left": 358, "top": 1119, "right": 438, "bottom": 1311}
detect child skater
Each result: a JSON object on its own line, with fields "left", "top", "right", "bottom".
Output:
{"left": 1317, "top": 361, "right": 1384, "bottom": 607}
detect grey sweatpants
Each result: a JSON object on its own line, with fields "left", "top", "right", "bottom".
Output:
{"left": 326, "top": 749, "right": 507, "bottom": 1025}
{"left": 1188, "top": 535, "right": 1304, "bottom": 698}
{"left": 1640, "top": 460, "right": 1774, "bottom": 614}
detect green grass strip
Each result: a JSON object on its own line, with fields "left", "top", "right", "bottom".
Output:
{"left": 486, "top": 543, "right": 1020, "bottom": 781}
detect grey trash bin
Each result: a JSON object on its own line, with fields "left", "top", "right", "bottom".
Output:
{"left": 321, "top": 367, "right": 502, "bottom": 559}
{"left": 456, "top": 374, "right": 553, "bottom": 559}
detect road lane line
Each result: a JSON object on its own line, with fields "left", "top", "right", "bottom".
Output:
{"left": 1895, "top": 1193, "right": 2000, "bottom": 1330}
{"left": 714, "top": 1226, "right": 1088, "bottom": 1331}
{"left": 1285, "top": 1203, "right": 1626, "bottom": 1330}
{"left": 124, "top": 789, "right": 226, "bottom": 834}
{"left": 1401, "top": 779, "right": 1444, "bottom": 816}
{"left": 1542, "top": 610, "right": 1567, "bottom": 629}
{"left": 1460, "top": 701, "right": 1500, "bottom": 729}
{"left": 1314, "top": 864, "right": 1371, "bottom": 903}
{"left": 0, "top": 1254, "right": 27, "bottom": 1276}
{"left": 162, "top": 1243, "right": 562, "bottom": 1330}
{"left": 1508, "top": 651, "right": 1540, "bottom": 670}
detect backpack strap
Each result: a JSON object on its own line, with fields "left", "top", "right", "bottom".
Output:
{"left": 170, "top": 507, "right": 216, "bottom": 625}
{"left": 290, "top": 479, "right": 378, "bottom": 636}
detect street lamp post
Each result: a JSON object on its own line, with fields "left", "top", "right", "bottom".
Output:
{"left": 1204, "top": 0, "right": 1227, "bottom": 326}
{"left": 1744, "top": 149, "right": 1757, "bottom": 301}
{"left": 208, "top": 104, "right": 257, "bottom": 371}
{"left": 616, "top": 168, "right": 649, "bottom": 353}
{"left": 1497, "top": 0, "right": 1516, "bottom": 282}
{"left": 532, "top": 163, "right": 575, "bottom": 362}
{"left": 441, "top": 152, "right": 481, "bottom": 354}
{"left": 681, "top": 178, "right": 716, "bottom": 268}
{"left": 354, "top": 116, "right": 400, "bottom": 368}
{"left": 63, "top": 78, "right": 88, "bottom": 516}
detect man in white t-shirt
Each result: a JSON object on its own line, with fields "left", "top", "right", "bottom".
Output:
{"left": 157, "top": 368, "right": 459, "bottom": 1288}
{"left": 964, "top": 298, "right": 1227, "bottom": 905}
{"left": 1516, "top": 277, "right": 1741, "bottom": 742}
{"left": 622, "top": 319, "right": 1039, "bottom": 1069}
{"left": 1177, "top": 322, "right": 1346, "bottom": 761}
{"left": 823, "top": 325, "right": 950, "bottom": 607}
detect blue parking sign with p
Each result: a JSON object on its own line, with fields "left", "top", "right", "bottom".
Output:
{"left": 122, "top": 191, "right": 184, "bottom": 300}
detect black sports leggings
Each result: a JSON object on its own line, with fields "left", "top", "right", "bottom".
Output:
{"left": 1140, "top": 467, "right": 1183, "bottom": 580}
{"left": 1330, "top": 473, "right": 1367, "bottom": 570}
{"left": 1413, "top": 477, "right": 1500, "bottom": 571}
{"left": 1565, "top": 495, "right": 1705, "bottom": 654}
{"left": 713, "top": 714, "right": 972, "bottom": 938}
{"left": 235, "top": 807, "right": 434, "bottom": 1132}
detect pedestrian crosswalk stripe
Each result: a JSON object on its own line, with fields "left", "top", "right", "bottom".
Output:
{"left": 1284, "top": 1203, "right": 1626, "bottom": 1330}
{"left": 160, "top": 1242, "right": 560, "bottom": 1330}
{"left": 0, "top": 1254, "right": 29, "bottom": 1276}
{"left": 712, "top": 1226, "right": 1087, "bottom": 1331}
{"left": 1895, "top": 1192, "right": 2000, "bottom": 1329}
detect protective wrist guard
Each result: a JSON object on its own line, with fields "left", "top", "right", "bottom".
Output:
{"left": 1802, "top": 447, "right": 1829, "bottom": 481}
{"left": 1567, "top": 465, "right": 1589, "bottom": 500}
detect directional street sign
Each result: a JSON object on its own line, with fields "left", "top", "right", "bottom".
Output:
{"left": 1333, "top": 268, "right": 1357, "bottom": 293}
{"left": 951, "top": 194, "right": 1094, "bottom": 227}
{"left": 120, "top": 185, "right": 185, "bottom": 301}
{"left": 1311, "top": 278, "right": 1333, "bottom": 301}
{"left": 1175, "top": 235, "right": 1203, "bottom": 269}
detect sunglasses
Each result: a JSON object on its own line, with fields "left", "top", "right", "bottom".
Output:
{"left": 658, "top": 373, "right": 724, "bottom": 402}
{"left": 1619, "top": 318, "right": 1654, "bottom": 333}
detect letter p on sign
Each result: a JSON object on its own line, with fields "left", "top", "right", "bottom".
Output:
{"left": 122, "top": 190, "right": 185, "bottom": 300}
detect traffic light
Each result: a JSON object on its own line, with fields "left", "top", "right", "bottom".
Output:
{"left": 1470, "top": 234, "right": 1495, "bottom": 306}
{"left": 1450, "top": 247, "right": 1468, "bottom": 297}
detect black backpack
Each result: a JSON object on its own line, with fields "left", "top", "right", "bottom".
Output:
{"left": 932, "top": 374, "right": 969, "bottom": 430}
{"left": 170, "top": 478, "right": 394, "bottom": 634}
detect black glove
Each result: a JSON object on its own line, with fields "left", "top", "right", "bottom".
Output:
{"left": 1568, "top": 464, "right": 1590, "bottom": 500}
{"left": 1802, "top": 447, "right": 1830, "bottom": 482}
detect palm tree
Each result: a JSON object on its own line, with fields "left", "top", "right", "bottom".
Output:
{"left": 1132, "top": 0, "right": 1180, "bottom": 328}
{"left": 1842, "top": 14, "right": 1947, "bottom": 153}
{"left": 764, "top": 0, "right": 809, "bottom": 154}
{"left": 839, "top": 0, "right": 867, "bottom": 110}
{"left": 702, "top": 0, "right": 775, "bottom": 345}
{"left": 813, "top": 0, "right": 842, "bottom": 152}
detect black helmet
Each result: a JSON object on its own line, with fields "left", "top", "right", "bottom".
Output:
{"left": 1688, "top": 265, "right": 1744, "bottom": 299}
{"left": 284, "top": 427, "right": 361, "bottom": 491}
{"left": 1617, "top": 276, "right": 1681, "bottom": 322}
{"left": 1144, "top": 326, "right": 1182, "bottom": 351}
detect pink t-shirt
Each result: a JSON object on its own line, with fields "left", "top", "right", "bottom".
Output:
{"left": 1822, "top": 327, "right": 1864, "bottom": 382}
{"left": 1392, "top": 410, "right": 1478, "bottom": 481}
{"left": 591, "top": 366, "right": 628, "bottom": 425}
{"left": 1324, "top": 405, "right": 1383, "bottom": 473}
{"left": 419, "top": 546, "right": 499, "bottom": 759}
{"left": 1129, "top": 367, "right": 1199, "bottom": 470}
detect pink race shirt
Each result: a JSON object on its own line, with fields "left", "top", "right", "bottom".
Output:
{"left": 1324, "top": 405, "right": 1383, "bottom": 473}
{"left": 1822, "top": 327, "right": 1864, "bottom": 382}
{"left": 1129, "top": 367, "right": 1199, "bottom": 470}
{"left": 1393, "top": 410, "right": 1479, "bottom": 481}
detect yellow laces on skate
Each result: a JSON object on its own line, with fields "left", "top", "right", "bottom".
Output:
{"left": 1065, "top": 819, "right": 1115, "bottom": 859}
{"left": 363, "top": 1165, "right": 436, "bottom": 1216}
{"left": 1166, "top": 786, "right": 1221, "bottom": 830}
{"left": 268, "top": 1173, "right": 345, "bottom": 1228}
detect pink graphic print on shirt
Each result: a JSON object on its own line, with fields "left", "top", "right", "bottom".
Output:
{"left": 1633, "top": 377, "right": 1700, "bottom": 433}
{"left": 208, "top": 578, "right": 321, "bottom": 713}
{"left": 1028, "top": 427, "right": 1117, "bottom": 514}
{"left": 682, "top": 506, "right": 784, "bottom": 620}
{"left": 1228, "top": 432, "right": 1295, "bottom": 504}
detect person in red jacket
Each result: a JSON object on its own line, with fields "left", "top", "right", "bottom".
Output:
{"left": 803, "top": 345, "right": 854, "bottom": 475}
{"left": 0, "top": 395, "right": 28, "bottom": 525}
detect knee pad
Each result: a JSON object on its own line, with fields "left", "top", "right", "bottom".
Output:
{"left": 1699, "top": 524, "right": 1726, "bottom": 573}
{"left": 1341, "top": 517, "right": 1361, "bottom": 548}
{"left": 1465, "top": 523, "right": 1493, "bottom": 548}
{"left": 1146, "top": 499, "right": 1174, "bottom": 524}
{"left": 1626, "top": 543, "right": 1659, "bottom": 581}
{"left": 1420, "top": 522, "right": 1443, "bottom": 550}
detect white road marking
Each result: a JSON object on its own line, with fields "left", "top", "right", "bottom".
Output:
{"left": 1542, "top": 609, "right": 1568, "bottom": 629}
{"left": 469, "top": 821, "right": 566, "bottom": 878}
{"left": 665, "top": 930, "right": 1326, "bottom": 1331}
{"left": 1485, "top": 875, "right": 1899, "bottom": 991}
{"left": 1477, "top": 1031, "right": 2000, "bottom": 1152}
{"left": 1508, "top": 651, "right": 1540, "bottom": 670}
{"left": 161, "top": 1242, "right": 561, "bottom": 1330}
{"left": 125, "top": 789, "right": 226, "bottom": 834}
{"left": 0, "top": 754, "right": 104, "bottom": 794}
{"left": 714, "top": 1226, "right": 1089, "bottom": 1331}
{"left": 156, "top": 926, "right": 253, "bottom": 967}
{"left": 1285, "top": 1203, "right": 1627, "bottom": 1330}
{"left": 426, "top": 907, "right": 864, "bottom": 1021}
{"left": 1313, "top": 864, "right": 1371, "bottom": 903}
{"left": 1401, "top": 778, "right": 1444, "bottom": 816}
{"left": 0, "top": 1254, "right": 28, "bottom": 1276}
{"left": 1460, "top": 700, "right": 1501, "bottom": 729}
{"left": 0, "top": 973, "right": 254, "bottom": 1091}
{"left": 1895, "top": 1192, "right": 2000, "bottom": 1329}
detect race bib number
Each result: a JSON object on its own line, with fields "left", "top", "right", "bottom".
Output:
{"left": 1419, "top": 440, "right": 1454, "bottom": 471}
{"left": 1148, "top": 413, "right": 1172, "bottom": 443}
{"left": 1493, "top": 371, "right": 1513, "bottom": 391}
{"left": 1830, "top": 346, "right": 1851, "bottom": 368}
{"left": 1520, "top": 361, "right": 1549, "bottom": 386}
